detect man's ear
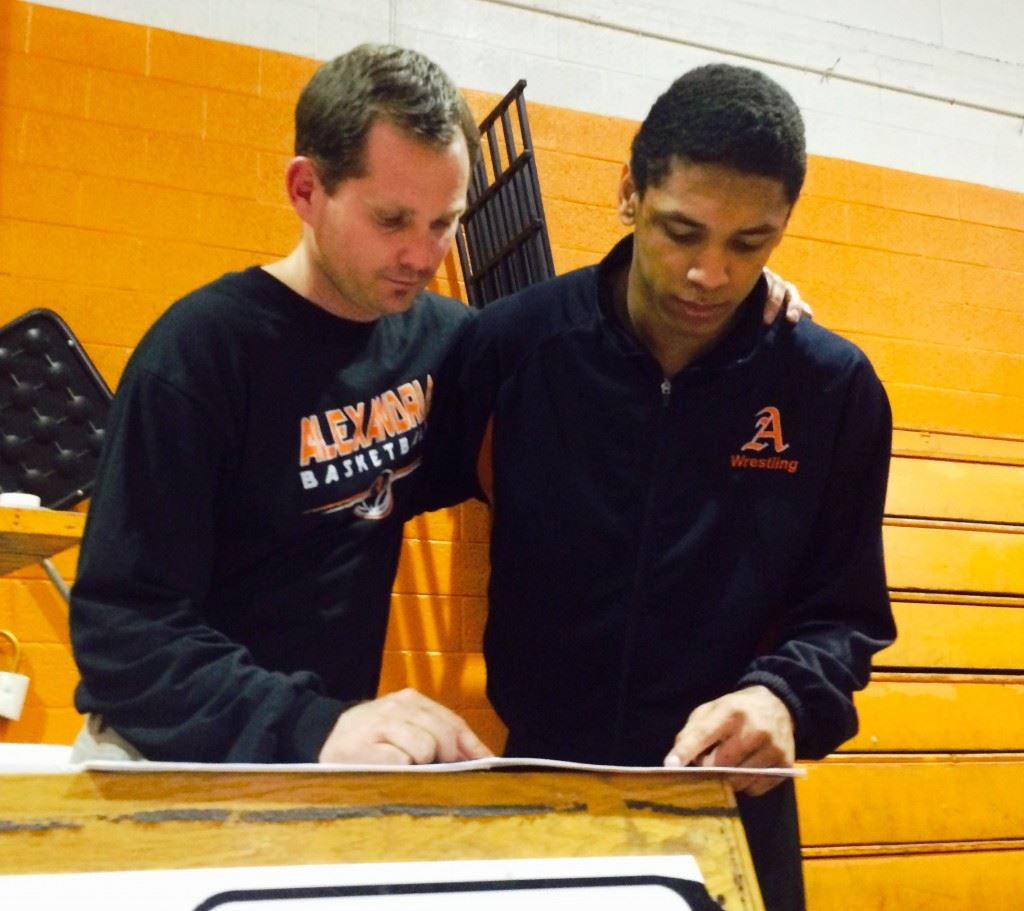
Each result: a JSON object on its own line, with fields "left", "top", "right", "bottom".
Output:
{"left": 285, "top": 157, "right": 321, "bottom": 223}
{"left": 617, "top": 163, "right": 639, "bottom": 226}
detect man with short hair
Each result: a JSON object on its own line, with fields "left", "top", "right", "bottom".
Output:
{"left": 423, "top": 64, "right": 896, "bottom": 910}
{"left": 69, "top": 44, "right": 492, "bottom": 765}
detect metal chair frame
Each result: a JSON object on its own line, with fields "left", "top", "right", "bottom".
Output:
{"left": 456, "top": 80, "right": 555, "bottom": 308}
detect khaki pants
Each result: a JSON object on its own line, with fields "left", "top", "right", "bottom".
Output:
{"left": 70, "top": 714, "right": 146, "bottom": 762}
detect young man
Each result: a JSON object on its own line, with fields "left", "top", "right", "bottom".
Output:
{"left": 69, "top": 45, "right": 493, "bottom": 765}
{"left": 423, "top": 65, "right": 896, "bottom": 911}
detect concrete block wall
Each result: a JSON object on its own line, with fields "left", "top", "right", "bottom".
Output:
{"left": 0, "top": 0, "right": 1021, "bottom": 767}
{"left": 22, "top": 0, "right": 1024, "bottom": 193}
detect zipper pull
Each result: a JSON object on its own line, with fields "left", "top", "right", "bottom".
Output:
{"left": 661, "top": 377, "right": 671, "bottom": 406}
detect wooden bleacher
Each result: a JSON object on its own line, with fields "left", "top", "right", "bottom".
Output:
{"left": 797, "top": 427, "right": 1024, "bottom": 909}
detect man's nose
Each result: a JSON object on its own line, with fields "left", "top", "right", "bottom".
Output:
{"left": 398, "top": 232, "right": 444, "bottom": 274}
{"left": 686, "top": 248, "right": 729, "bottom": 291}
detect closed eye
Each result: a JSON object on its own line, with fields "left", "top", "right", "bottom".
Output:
{"left": 375, "top": 211, "right": 409, "bottom": 231}
{"left": 731, "top": 237, "right": 771, "bottom": 253}
{"left": 664, "top": 227, "right": 702, "bottom": 245}
{"left": 431, "top": 216, "right": 459, "bottom": 234}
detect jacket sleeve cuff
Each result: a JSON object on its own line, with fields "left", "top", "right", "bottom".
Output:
{"left": 735, "top": 669, "right": 807, "bottom": 748}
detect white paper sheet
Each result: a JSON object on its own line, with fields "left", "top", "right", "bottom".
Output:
{"left": 77, "top": 755, "right": 804, "bottom": 776}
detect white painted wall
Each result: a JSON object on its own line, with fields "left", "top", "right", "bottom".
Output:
{"left": 28, "top": 0, "right": 1024, "bottom": 192}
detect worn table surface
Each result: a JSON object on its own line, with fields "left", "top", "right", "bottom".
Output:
{"left": 0, "top": 506, "right": 84, "bottom": 574}
{"left": 0, "top": 769, "right": 763, "bottom": 910}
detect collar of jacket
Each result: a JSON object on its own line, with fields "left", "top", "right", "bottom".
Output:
{"left": 595, "top": 234, "right": 779, "bottom": 375}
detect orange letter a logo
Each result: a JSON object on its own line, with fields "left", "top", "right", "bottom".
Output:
{"left": 741, "top": 406, "right": 790, "bottom": 453}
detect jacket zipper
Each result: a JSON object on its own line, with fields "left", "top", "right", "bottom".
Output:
{"left": 610, "top": 374, "right": 674, "bottom": 762}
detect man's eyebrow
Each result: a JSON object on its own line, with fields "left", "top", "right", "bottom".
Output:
{"left": 657, "top": 211, "right": 779, "bottom": 235}
{"left": 371, "top": 203, "right": 413, "bottom": 215}
{"left": 657, "top": 211, "right": 704, "bottom": 230}
{"left": 372, "top": 203, "right": 466, "bottom": 220}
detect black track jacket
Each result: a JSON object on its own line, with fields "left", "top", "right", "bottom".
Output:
{"left": 422, "top": 236, "right": 896, "bottom": 766}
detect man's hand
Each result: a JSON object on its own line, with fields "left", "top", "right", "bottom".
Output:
{"left": 318, "top": 688, "right": 493, "bottom": 765}
{"left": 664, "top": 685, "right": 795, "bottom": 797}
{"left": 763, "top": 268, "right": 812, "bottom": 325}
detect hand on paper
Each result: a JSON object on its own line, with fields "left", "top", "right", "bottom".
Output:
{"left": 318, "top": 688, "right": 493, "bottom": 765}
{"left": 663, "top": 685, "right": 795, "bottom": 797}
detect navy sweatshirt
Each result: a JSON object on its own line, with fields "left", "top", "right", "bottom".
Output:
{"left": 71, "top": 267, "right": 470, "bottom": 761}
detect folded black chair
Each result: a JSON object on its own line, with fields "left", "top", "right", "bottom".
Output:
{"left": 456, "top": 80, "right": 555, "bottom": 308}
{"left": 0, "top": 309, "right": 113, "bottom": 599}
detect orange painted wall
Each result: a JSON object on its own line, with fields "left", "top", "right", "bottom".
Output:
{"left": 0, "top": 0, "right": 1022, "bottom": 747}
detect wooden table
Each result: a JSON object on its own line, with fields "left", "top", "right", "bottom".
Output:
{"left": 0, "top": 506, "right": 84, "bottom": 575}
{"left": 0, "top": 769, "right": 764, "bottom": 909}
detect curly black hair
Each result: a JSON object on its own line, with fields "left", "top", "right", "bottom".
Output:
{"left": 630, "top": 64, "right": 806, "bottom": 203}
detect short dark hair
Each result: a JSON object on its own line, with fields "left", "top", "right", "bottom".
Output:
{"left": 630, "top": 64, "right": 806, "bottom": 204}
{"left": 295, "top": 44, "right": 479, "bottom": 192}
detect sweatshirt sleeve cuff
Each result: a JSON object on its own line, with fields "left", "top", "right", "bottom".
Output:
{"left": 276, "top": 691, "right": 348, "bottom": 762}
